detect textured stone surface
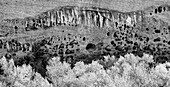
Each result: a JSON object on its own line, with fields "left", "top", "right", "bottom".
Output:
{"left": 1, "top": 0, "right": 169, "bottom": 20}
{"left": 1, "top": 4, "right": 170, "bottom": 76}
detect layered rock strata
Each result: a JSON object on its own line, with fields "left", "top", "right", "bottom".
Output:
{"left": 1, "top": 4, "right": 170, "bottom": 76}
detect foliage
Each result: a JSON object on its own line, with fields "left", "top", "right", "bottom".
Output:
{"left": 0, "top": 53, "right": 170, "bottom": 87}
{"left": 0, "top": 56, "right": 53, "bottom": 87}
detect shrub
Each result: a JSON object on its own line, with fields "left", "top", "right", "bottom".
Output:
{"left": 0, "top": 53, "right": 170, "bottom": 87}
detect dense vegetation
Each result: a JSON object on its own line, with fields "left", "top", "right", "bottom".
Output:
{"left": 0, "top": 53, "right": 170, "bottom": 87}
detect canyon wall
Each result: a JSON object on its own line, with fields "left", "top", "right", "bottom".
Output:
{"left": 1, "top": 1, "right": 170, "bottom": 76}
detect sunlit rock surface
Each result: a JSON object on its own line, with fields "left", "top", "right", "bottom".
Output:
{"left": 1, "top": 1, "right": 170, "bottom": 77}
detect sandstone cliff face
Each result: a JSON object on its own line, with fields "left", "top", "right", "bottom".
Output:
{"left": 1, "top": 4, "right": 170, "bottom": 76}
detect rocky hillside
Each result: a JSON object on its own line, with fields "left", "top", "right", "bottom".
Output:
{"left": 1, "top": 1, "right": 170, "bottom": 78}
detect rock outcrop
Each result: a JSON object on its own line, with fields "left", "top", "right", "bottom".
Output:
{"left": 1, "top": 4, "right": 170, "bottom": 76}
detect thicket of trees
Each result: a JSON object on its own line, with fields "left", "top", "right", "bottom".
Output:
{"left": 0, "top": 53, "right": 170, "bottom": 87}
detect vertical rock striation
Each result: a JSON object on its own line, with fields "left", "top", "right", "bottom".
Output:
{"left": 1, "top": 4, "right": 170, "bottom": 76}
